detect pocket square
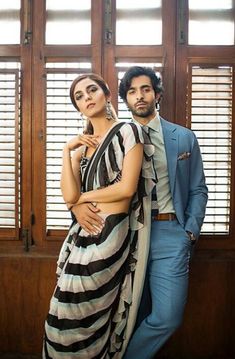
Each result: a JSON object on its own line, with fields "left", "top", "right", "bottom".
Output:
{"left": 177, "top": 151, "right": 191, "bottom": 160}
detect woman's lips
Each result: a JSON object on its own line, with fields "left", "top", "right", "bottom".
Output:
{"left": 87, "top": 103, "right": 95, "bottom": 109}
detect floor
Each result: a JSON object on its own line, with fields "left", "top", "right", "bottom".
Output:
{"left": 0, "top": 355, "right": 41, "bottom": 359}
{"left": 0, "top": 354, "right": 234, "bottom": 359}
{"left": 0, "top": 353, "right": 234, "bottom": 359}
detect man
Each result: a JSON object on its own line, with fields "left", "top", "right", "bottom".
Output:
{"left": 71, "top": 66, "right": 208, "bottom": 358}
{"left": 118, "top": 66, "right": 208, "bottom": 359}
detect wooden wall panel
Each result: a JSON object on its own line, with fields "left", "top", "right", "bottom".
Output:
{"left": 0, "top": 257, "right": 57, "bottom": 354}
{"left": 158, "top": 253, "right": 235, "bottom": 358}
{"left": 0, "top": 253, "right": 235, "bottom": 358}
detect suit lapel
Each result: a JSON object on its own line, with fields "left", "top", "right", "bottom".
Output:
{"left": 161, "top": 118, "right": 178, "bottom": 195}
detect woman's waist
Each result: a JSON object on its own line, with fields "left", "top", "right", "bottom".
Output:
{"left": 96, "top": 200, "right": 130, "bottom": 214}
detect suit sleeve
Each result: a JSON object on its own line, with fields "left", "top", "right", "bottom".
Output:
{"left": 184, "top": 132, "right": 208, "bottom": 239}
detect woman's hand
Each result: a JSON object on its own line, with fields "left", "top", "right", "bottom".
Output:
{"left": 71, "top": 202, "right": 104, "bottom": 235}
{"left": 66, "top": 134, "right": 100, "bottom": 151}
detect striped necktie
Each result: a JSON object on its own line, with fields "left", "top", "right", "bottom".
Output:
{"left": 143, "top": 125, "right": 159, "bottom": 217}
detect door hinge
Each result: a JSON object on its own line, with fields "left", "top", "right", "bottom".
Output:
{"left": 30, "top": 212, "right": 35, "bottom": 225}
{"left": 22, "top": 228, "right": 33, "bottom": 252}
{"left": 23, "top": 0, "right": 32, "bottom": 45}
{"left": 104, "top": 0, "right": 113, "bottom": 44}
{"left": 178, "top": 0, "right": 186, "bottom": 44}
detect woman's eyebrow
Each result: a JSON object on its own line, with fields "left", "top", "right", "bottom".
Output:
{"left": 75, "top": 84, "right": 96, "bottom": 96}
{"left": 86, "top": 84, "right": 97, "bottom": 91}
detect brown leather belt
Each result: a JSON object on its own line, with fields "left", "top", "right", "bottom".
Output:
{"left": 152, "top": 213, "right": 176, "bottom": 221}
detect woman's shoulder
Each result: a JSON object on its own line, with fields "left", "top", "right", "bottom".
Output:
{"left": 113, "top": 121, "right": 144, "bottom": 154}
{"left": 120, "top": 120, "right": 141, "bottom": 129}
{"left": 118, "top": 120, "right": 143, "bottom": 137}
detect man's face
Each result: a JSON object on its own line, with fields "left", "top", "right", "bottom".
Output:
{"left": 126, "top": 75, "right": 158, "bottom": 121}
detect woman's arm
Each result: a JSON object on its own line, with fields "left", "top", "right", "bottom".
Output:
{"left": 60, "top": 134, "right": 99, "bottom": 204}
{"left": 60, "top": 146, "right": 82, "bottom": 204}
{"left": 77, "top": 143, "right": 143, "bottom": 204}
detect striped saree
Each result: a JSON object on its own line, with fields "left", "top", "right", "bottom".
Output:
{"left": 43, "top": 122, "right": 155, "bottom": 358}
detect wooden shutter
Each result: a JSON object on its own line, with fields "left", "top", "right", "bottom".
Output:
{"left": 188, "top": 65, "right": 233, "bottom": 234}
{"left": 0, "top": 66, "right": 20, "bottom": 240}
{"left": 45, "top": 63, "right": 91, "bottom": 236}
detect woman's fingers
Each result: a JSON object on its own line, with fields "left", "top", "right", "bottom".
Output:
{"left": 78, "top": 134, "right": 100, "bottom": 148}
{"left": 67, "top": 134, "right": 101, "bottom": 150}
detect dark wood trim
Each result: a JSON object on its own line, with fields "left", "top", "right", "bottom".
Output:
{"left": 193, "top": 248, "right": 235, "bottom": 261}
{"left": 20, "top": 32, "right": 33, "bottom": 249}
{"left": 0, "top": 45, "right": 21, "bottom": 56}
{"left": 188, "top": 46, "right": 235, "bottom": 59}
{"left": 31, "top": 0, "right": 47, "bottom": 248}
{"left": 91, "top": 0, "right": 103, "bottom": 74}
{"left": 114, "top": 45, "right": 164, "bottom": 58}
{"left": 160, "top": 0, "right": 177, "bottom": 121}
{"left": 43, "top": 45, "right": 92, "bottom": 58}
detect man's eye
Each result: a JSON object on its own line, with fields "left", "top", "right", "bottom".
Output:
{"left": 143, "top": 87, "right": 151, "bottom": 93}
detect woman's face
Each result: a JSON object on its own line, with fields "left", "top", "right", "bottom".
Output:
{"left": 73, "top": 78, "right": 108, "bottom": 118}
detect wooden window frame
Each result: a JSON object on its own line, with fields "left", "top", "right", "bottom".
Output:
{"left": 0, "top": 0, "right": 235, "bottom": 255}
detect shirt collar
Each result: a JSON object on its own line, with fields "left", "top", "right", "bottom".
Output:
{"left": 132, "top": 114, "right": 160, "bottom": 133}
{"left": 147, "top": 115, "right": 160, "bottom": 133}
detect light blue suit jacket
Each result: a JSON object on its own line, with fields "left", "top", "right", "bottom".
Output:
{"left": 160, "top": 117, "right": 208, "bottom": 239}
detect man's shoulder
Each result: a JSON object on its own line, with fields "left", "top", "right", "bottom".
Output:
{"left": 160, "top": 117, "right": 195, "bottom": 137}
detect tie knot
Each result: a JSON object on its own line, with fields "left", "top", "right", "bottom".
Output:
{"left": 143, "top": 125, "right": 149, "bottom": 134}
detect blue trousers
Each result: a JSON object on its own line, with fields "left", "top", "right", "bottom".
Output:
{"left": 123, "top": 219, "right": 191, "bottom": 359}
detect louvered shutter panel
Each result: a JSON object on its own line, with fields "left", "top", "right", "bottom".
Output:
{"left": 46, "top": 64, "right": 91, "bottom": 232}
{"left": 0, "top": 67, "right": 20, "bottom": 239}
{"left": 189, "top": 65, "right": 233, "bottom": 234}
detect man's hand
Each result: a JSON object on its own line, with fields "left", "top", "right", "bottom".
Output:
{"left": 71, "top": 203, "right": 104, "bottom": 235}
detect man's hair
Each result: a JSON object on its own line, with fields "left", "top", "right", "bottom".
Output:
{"left": 119, "top": 66, "right": 163, "bottom": 102}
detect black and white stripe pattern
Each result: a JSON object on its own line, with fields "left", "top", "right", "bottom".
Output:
{"left": 44, "top": 213, "right": 131, "bottom": 358}
{"left": 43, "top": 122, "right": 156, "bottom": 358}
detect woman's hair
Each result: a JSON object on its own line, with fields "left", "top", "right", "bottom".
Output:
{"left": 119, "top": 66, "right": 163, "bottom": 103}
{"left": 70, "top": 73, "right": 112, "bottom": 134}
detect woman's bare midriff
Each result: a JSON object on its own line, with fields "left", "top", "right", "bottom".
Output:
{"left": 96, "top": 198, "right": 131, "bottom": 215}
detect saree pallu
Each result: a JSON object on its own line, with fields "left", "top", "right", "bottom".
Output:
{"left": 43, "top": 122, "right": 155, "bottom": 358}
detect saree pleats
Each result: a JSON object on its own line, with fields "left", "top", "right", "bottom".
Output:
{"left": 43, "top": 122, "right": 156, "bottom": 358}
{"left": 43, "top": 213, "right": 136, "bottom": 359}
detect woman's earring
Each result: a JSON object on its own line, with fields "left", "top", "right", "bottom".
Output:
{"left": 106, "top": 101, "right": 114, "bottom": 120}
{"left": 81, "top": 111, "right": 88, "bottom": 120}
{"left": 79, "top": 112, "right": 87, "bottom": 129}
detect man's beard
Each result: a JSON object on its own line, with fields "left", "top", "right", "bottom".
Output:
{"left": 129, "top": 102, "right": 156, "bottom": 118}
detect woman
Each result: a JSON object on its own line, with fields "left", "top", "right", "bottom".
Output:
{"left": 43, "top": 73, "right": 155, "bottom": 358}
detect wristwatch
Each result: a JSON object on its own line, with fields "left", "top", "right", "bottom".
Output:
{"left": 186, "top": 231, "right": 196, "bottom": 245}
